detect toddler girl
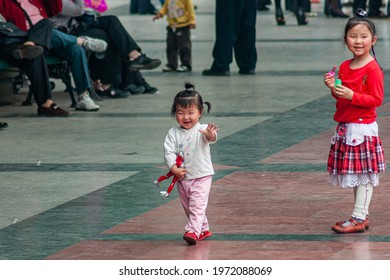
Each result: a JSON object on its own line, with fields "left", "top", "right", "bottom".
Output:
{"left": 163, "top": 82, "right": 218, "bottom": 244}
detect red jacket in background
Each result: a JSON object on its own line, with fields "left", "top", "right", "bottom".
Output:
{"left": 0, "top": 0, "right": 62, "bottom": 31}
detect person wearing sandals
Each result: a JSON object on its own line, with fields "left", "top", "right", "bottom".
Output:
{"left": 323, "top": 10, "right": 385, "bottom": 234}
{"left": 50, "top": 0, "right": 161, "bottom": 98}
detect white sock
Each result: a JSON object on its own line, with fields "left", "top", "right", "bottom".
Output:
{"left": 352, "top": 183, "right": 373, "bottom": 220}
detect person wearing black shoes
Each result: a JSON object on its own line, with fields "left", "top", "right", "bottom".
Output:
{"left": 0, "top": 122, "right": 8, "bottom": 129}
{"left": 11, "top": 44, "right": 43, "bottom": 60}
{"left": 141, "top": 80, "right": 159, "bottom": 94}
{"left": 257, "top": 0, "right": 271, "bottom": 11}
{"left": 1, "top": 0, "right": 103, "bottom": 112}
{"left": 351, "top": 0, "right": 387, "bottom": 18}
{"left": 0, "top": 41, "right": 70, "bottom": 117}
{"left": 0, "top": 13, "right": 69, "bottom": 117}
{"left": 274, "top": 0, "right": 309, "bottom": 25}
{"left": 324, "top": 0, "right": 349, "bottom": 17}
{"left": 96, "top": 85, "right": 130, "bottom": 99}
{"left": 366, "top": 0, "right": 388, "bottom": 18}
{"left": 119, "top": 70, "right": 159, "bottom": 95}
{"left": 51, "top": 0, "right": 161, "bottom": 97}
{"left": 202, "top": 0, "right": 257, "bottom": 76}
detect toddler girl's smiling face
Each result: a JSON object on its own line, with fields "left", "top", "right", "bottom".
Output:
{"left": 175, "top": 104, "right": 203, "bottom": 130}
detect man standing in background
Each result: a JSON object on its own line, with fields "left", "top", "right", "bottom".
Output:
{"left": 203, "top": 0, "right": 257, "bottom": 76}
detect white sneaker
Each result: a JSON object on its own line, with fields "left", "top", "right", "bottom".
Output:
{"left": 176, "top": 65, "right": 191, "bottom": 72}
{"left": 81, "top": 36, "right": 107, "bottom": 53}
{"left": 162, "top": 65, "right": 175, "bottom": 72}
{"left": 76, "top": 92, "right": 100, "bottom": 111}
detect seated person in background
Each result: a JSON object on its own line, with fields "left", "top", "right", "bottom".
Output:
{"left": 0, "top": 13, "right": 69, "bottom": 117}
{"left": 0, "top": 0, "right": 106, "bottom": 111}
{"left": 51, "top": 0, "right": 161, "bottom": 98}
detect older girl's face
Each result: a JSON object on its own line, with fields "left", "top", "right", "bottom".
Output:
{"left": 175, "top": 104, "right": 202, "bottom": 130}
{"left": 345, "top": 24, "right": 377, "bottom": 59}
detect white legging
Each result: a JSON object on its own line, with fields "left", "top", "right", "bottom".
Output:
{"left": 352, "top": 183, "right": 374, "bottom": 220}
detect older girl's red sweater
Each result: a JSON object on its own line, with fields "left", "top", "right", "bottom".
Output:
{"left": 333, "top": 59, "right": 384, "bottom": 124}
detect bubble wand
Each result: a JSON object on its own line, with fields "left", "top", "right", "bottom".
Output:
{"left": 327, "top": 66, "right": 336, "bottom": 77}
{"left": 327, "top": 66, "right": 342, "bottom": 86}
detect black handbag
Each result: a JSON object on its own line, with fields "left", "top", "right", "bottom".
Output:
{"left": 71, "top": 11, "right": 100, "bottom": 34}
{"left": 0, "top": 22, "right": 28, "bottom": 45}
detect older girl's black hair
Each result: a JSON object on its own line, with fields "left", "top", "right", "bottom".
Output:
{"left": 170, "top": 82, "right": 211, "bottom": 116}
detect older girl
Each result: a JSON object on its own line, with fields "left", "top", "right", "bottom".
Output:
{"left": 323, "top": 9, "right": 385, "bottom": 234}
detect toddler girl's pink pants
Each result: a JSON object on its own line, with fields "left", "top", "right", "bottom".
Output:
{"left": 177, "top": 175, "right": 212, "bottom": 238}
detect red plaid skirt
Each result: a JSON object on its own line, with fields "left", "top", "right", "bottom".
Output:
{"left": 328, "top": 124, "right": 386, "bottom": 175}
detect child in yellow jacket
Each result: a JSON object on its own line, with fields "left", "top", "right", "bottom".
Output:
{"left": 153, "top": 0, "right": 196, "bottom": 72}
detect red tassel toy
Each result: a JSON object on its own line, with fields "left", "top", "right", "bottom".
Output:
{"left": 154, "top": 155, "right": 183, "bottom": 198}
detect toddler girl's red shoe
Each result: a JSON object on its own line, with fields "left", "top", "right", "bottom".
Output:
{"left": 198, "top": 230, "right": 212, "bottom": 241}
{"left": 331, "top": 218, "right": 366, "bottom": 234}
{"left": 183, "top": 232, "right": 197, "bottom": 245}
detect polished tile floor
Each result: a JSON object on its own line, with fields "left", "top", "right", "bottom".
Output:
{"left": 1, "top": 0, "right": 390, "bottom": 260}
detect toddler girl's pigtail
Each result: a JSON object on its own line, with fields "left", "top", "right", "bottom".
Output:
{"left": 203, "top": 101, "right": 211, "bottom": 113}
